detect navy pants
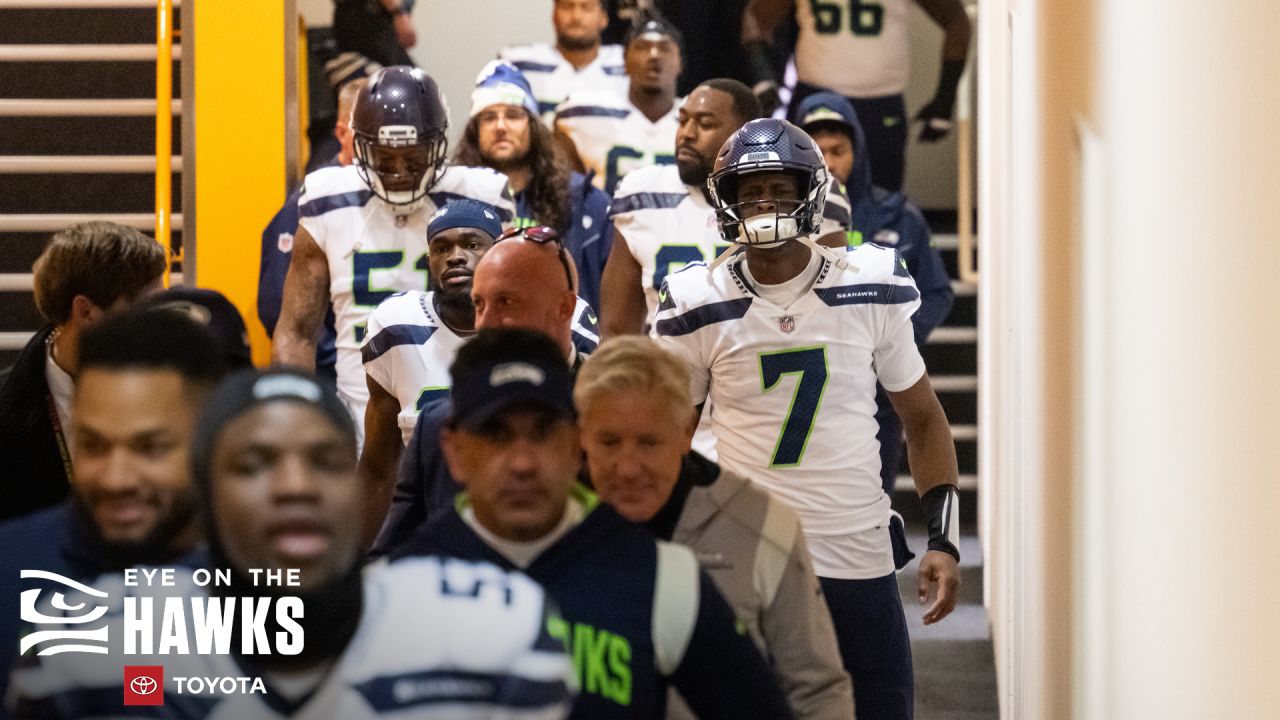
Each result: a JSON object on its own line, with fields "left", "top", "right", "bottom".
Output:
{"left": 788, "top": 82, "right": 908, "bottom": 193}
{"left": 820, "top": 572, "right": 914, "bottom": 720}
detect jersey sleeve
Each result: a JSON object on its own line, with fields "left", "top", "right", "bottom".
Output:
{"left": 447, "top": 166, "right": 517, "bottom": 225}
{"left": 257, "top": 187, "right": 302, "bottom": 337}
{"left": 874, "top": 250, "right": 927, "bottom": 392}
{"left": 359, "top": 295, "right": 399, "bottom": 392}
{"left": 652, "top": 278, "right": 713, "bottom": 406}
{"left": 295, "top": 174, "right": 327, "bottom": 252}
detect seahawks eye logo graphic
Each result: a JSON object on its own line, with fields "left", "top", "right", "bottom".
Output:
{"left": 18, "top": 570, "right": 110, "bottom": 656}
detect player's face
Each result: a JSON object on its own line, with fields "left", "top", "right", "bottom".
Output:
{"left": 553, "top": 0, "right": 607, "bottom": 52}
{"left": 579, "top": 390, "right": 694, "bottom": 523}
{"left": 625, "top": 34, "right": 681, "bottom": 93}
{"left": 676, "top": 86, "right": 740, "bottom": 187}
{"left": 428, "top": 227, "right": 495, "bottom": 303}
{"left": 810, "top": 128, "right": 854, "bottom": 187}
{"left": 365, "top": 143, "right": 434, "bottom": 192}
{"left": 476, "top": 104, "right": 532, "bottom": 168}
{"left": 737, "top": 171, "right": 803, "bottom": 219}
{"left": 442, "top": 408, "right": 579, "bottom": 542}
{"left": 71, "top": 369, "right": 198, "bottom": 549}
{"left": 207, "top": 403, "right": 360, "bottom": 592}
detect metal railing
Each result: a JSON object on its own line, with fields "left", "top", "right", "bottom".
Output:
{"left": 155, "top": 0, "right": 174, "bottom": 284}
{"left": 956, "top": 3, "right": 978, "bottom": 284}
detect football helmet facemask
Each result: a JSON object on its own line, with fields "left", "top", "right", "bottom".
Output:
{"left": 351, "top": 66, "right": 450, "bottom": 214}
{"left": 707, "top": 118, "right": 829, "bottom": 248}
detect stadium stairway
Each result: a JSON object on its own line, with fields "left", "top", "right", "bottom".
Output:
{"left": 894, "top": 216, "right": 997, "bottom": 720}
{"left": 0, "top": 0, "right": 182, "bottom": 368}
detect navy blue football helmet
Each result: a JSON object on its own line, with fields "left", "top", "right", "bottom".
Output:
{"left": 707, "top": 118, "right": 829, "bottom": 246}
{"left": 351, "top": 66, "right": 450, "bottom": 212}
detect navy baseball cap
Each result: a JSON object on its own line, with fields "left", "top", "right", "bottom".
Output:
{"left": 427, "top": 199, "right": 504, "bottom": 242}
{"left": 140, "top": 286, "right": 253, "bottom": 370}
{"left": 796, "top": 91, "right": 862, "bottom": 140}
{"left": 447, "top": 329, "right": 575, "bottom": 431}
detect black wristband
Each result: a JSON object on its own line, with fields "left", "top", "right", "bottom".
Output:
{"left": 929, "top": 59, "right": 966, "bottom": 116}
{"left": 920, "top": 484, "right": 960, "bottom": 562}
{"left": 743, "top": 41, "right": 779, "bottom": 87}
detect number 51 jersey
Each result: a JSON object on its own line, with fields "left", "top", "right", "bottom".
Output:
{"left": 654, "top": 244, "right": 924, "bottom": 578}
{"left": 297, "top": 163, "right": 514, "bottom": 436}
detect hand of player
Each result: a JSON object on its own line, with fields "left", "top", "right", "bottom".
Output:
{"left": 393, "top": 11, "right": 417, "bottom": 49}
{"left": 753, "top": 80, "right": 783, "bottom": 117}
{"left": 913, "top": 97, "right": 954, "bottom": 142}
{"left": 917, "top": 549, "right": 960, "bottom": 625}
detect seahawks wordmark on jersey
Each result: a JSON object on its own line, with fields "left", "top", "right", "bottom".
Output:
{"left": 498, "top": 43, "right": 628, "bottom": 124}
{"left": 554, "top": 91, "right": 680, "bottom": 195}
{"left": 795, "top": 0, "right": 910, "bottom": 97}
{"left": 362, "top": 291, "right": 601, "bottom": 444}
{"left": 296, "top": 163, "right": 514, "bottom": 444}
{"left": 8, "top": 557, "right": 574, "bottom": 719}
{"left": 610, "top": 164, "right": 855, "bottom": 320}
{"left": 654, "top": 244, "right": 924, "bottom": 578}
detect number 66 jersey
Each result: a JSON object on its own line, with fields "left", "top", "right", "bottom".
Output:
{"left": 654, "top": 243, "right": 923, "bottom": 579}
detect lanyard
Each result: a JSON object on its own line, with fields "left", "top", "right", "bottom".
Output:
{"left": 45, "top": 391, "right": 75, "bottom": 482}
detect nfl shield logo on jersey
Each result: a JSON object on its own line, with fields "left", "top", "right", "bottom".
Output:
{"left": 779, "top": 315, "right": 795, "bottom": 333}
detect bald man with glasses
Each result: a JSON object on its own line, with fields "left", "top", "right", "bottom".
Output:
{"left": 372, "top": 227, "right": 598, "bottom": 554}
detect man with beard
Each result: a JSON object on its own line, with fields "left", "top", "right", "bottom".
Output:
{"left": 599, "top": 79, "right": 850, "bottom": 459}
{"left": 0, "top": 309, "right": 226, "bottom": 705}
{"left": 359, "top": 203, "right": 599, "bottom": 544}
{"left": 454, "top": 62, "right": 613, "bottom": 309}
{"left": 7, "top": 368, "right": 575, "bottom": 720}
{"left": 553, "top": 17, "right": 682, "bottom": 195}
{"left": 600, "top": 78, "right": 852, "bottom": 339}
{"left": 500, "top": 0, "right": 628, "bottom": 123}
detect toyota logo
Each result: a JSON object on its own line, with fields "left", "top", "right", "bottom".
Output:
{"left": 130, "top": 676, "right": 158, "bottom": 696}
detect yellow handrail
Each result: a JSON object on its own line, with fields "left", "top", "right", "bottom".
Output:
{"left": 956, "top": 3, "right": 977, "bottom": 284}
{"left": 155, "top": 0, "right": 173, "bottom": 286}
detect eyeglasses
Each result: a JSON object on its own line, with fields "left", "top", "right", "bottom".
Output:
{"left": 495, "top": 225, "right": 576, "bottom": 292}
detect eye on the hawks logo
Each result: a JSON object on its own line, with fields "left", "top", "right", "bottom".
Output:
{"left": 124, "top": 666, "right": 164, "bottom": 706}
{"left": 18, "top": 570, "right": 109, "bottom": 656}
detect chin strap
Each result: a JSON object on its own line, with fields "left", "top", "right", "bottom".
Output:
{"left": 706, "top": 243, "right": 742, "bottom": 277}
{"left": 706, "top": 235, "right": 859, "bottom": 282}
{"left": 797, "top": 234, "right": 857, "bottom": 273}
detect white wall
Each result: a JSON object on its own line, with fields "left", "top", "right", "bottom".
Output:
{"left": 901, "top": 2, "right": 971, "bottom": 209}
{"left": 297, "top": 0, "right": 551, "bottom": 144}
{"left": 410, "top": 0, "right": 553, "bottom": 144}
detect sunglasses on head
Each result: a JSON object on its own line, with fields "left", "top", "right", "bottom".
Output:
{"left": 495, "top": 225, "right": 576, "bottom": 292}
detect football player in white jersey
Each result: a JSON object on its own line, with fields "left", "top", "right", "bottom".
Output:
{"left": 6, "top": 369, "right": 575, "bottom": 720}
{"left": 359, "top": 201, "right": 599, "bottom": 542}
{"left": 654, "top": 118, "right": 961, "bottom": 720}
{"left": 741, "top": 0, "right": 971, "bottom": 191}
{"left": 499, "top": 0, "right": 628, "bottom": 124}
{"left": 600, "top": 77, "right": 852, "bottom": 338}
{"left": 553, "top": 17, "right": 682, "bottom": 195}
{"left": 272, "top": 66, "right": 515, "bottom": 448}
